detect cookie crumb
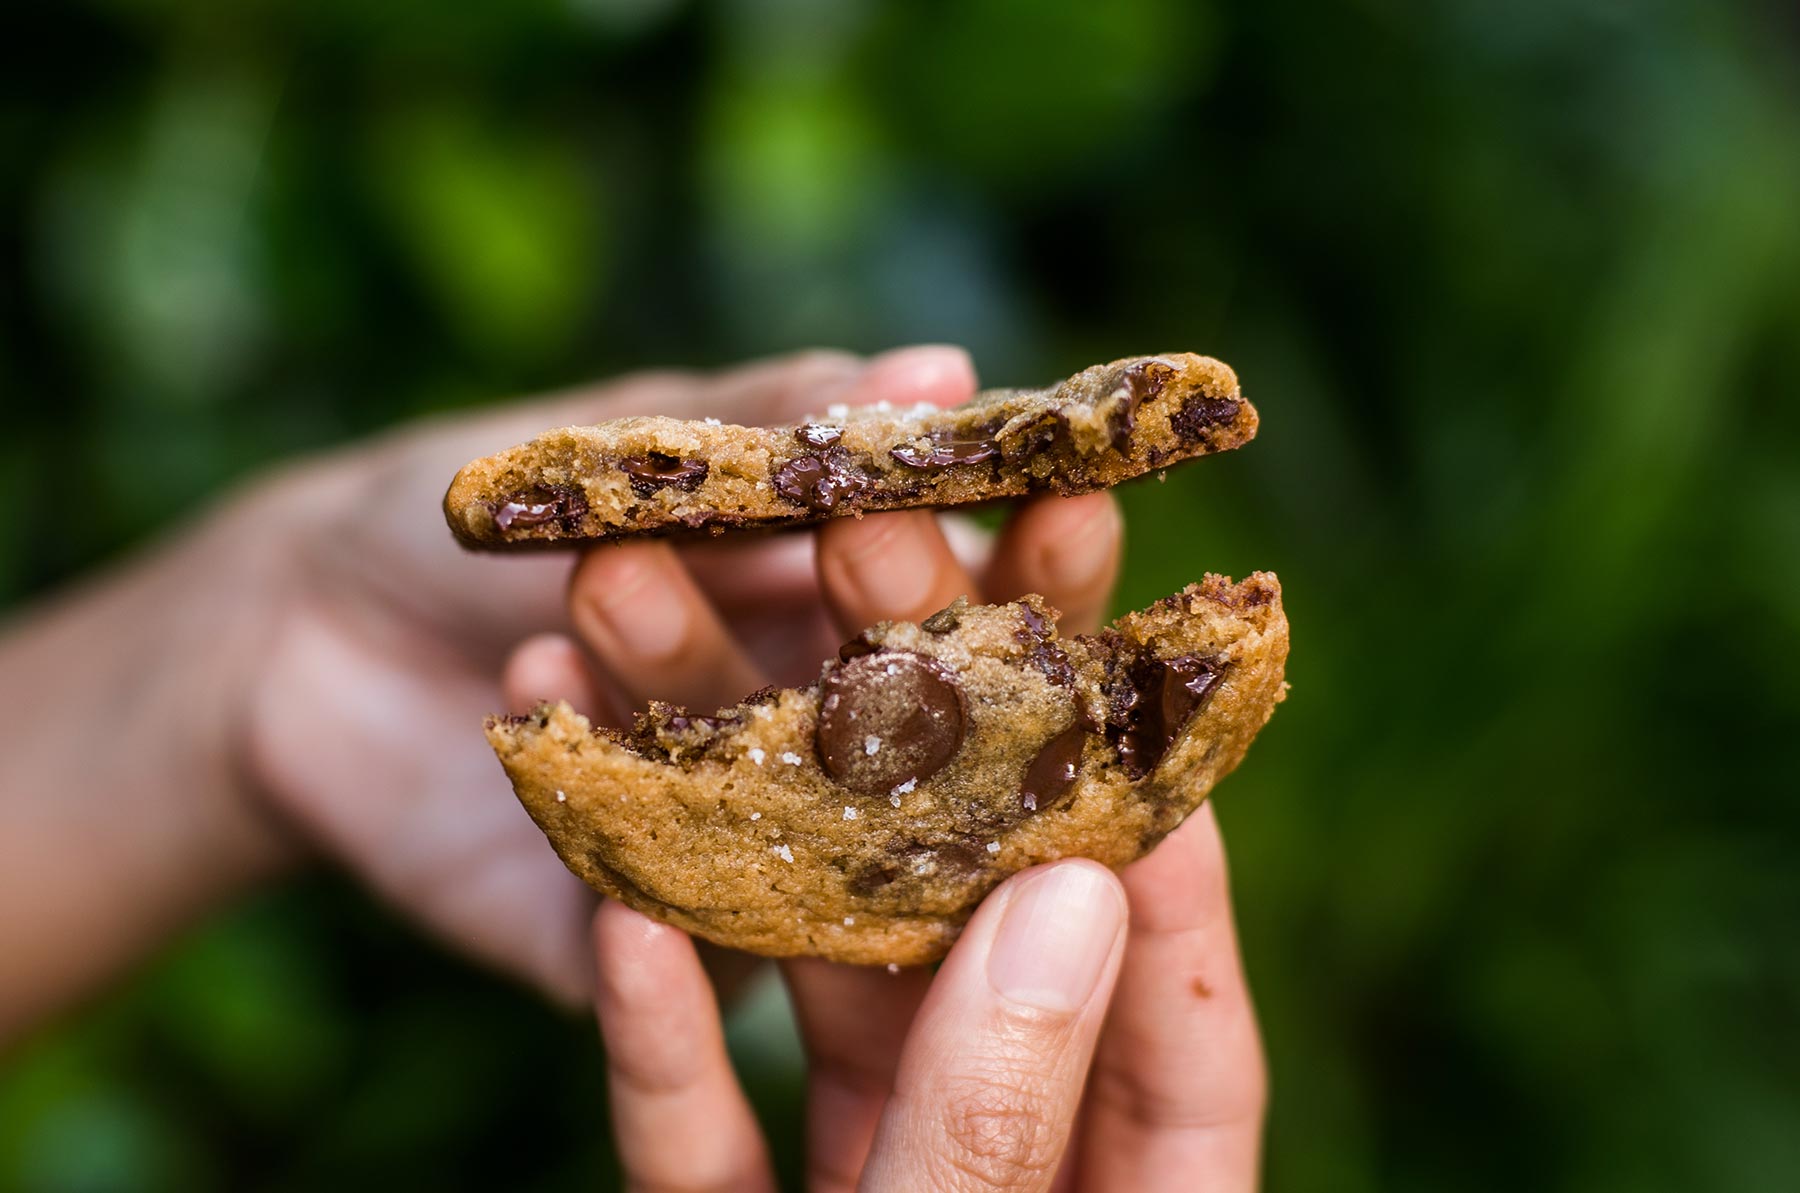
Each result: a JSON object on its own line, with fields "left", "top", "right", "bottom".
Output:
{"left": 842, "top": 806, "right": 858, "bottom": 820}
{"left": 773, "top": 844, "right": 794, "bottom": 863}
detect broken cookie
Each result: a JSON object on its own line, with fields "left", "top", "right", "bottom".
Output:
{"left": 445, "top": 352, "right": 1254, "bottom": 549}
{"left": 486, "top": 573, "right": 1288, "bottom": 966}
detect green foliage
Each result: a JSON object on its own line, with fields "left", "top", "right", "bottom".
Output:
{"left": 3, "top": 0, "right": 1797, "bottom": 1189}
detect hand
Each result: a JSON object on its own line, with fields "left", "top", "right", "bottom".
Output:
{"left": 584, "top": 812, "right": 1264, "bottom": 1191}
{"left": 239, "top": 346, "right": 988, "bottom": 1007}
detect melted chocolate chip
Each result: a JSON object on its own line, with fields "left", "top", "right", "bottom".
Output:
{"left": 620, "top": 453, "right": 709, "bottom": 497}
{"left": 1109, "top": 654, "right": 1223, "bottom": 778}
{"left": 889, "top": 438, "right": 1001, "bottom": 469}
{"left": 1015, "top": 602, "right": 1076, "bottom": 687}
{"left": 816, "top": 651, "right": 966, "bottom": 797}
{"left": 796, "top": 424, "right": 843, "bottom": 448}
{"left": 774, "top": 451, "right": 870, "bottom": 512}
{"left": 1110, "top": 360, "right": 1177, "bottom": 447}
{"left": 492, "top": 485, "right": 588, "bottom": 532}
{"left": 1019, "top": 721, "right": 1086, "bottom": 812}
{"left": 1169, "top": 393, "right": 1240, "bottom": 442}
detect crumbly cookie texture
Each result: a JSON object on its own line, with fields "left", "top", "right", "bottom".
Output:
{"left": 487, "top": 574, "right": 1288, "bottom": 965}
{"left": 445, "top": 352, "right": 1253, "bottom": 549}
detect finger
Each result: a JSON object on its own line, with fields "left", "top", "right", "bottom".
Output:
{"left": 817, "top": 511, "right": 979, "bottom": 633}
{"left": 591, "top": 901, "right": 778, "bottom": 1193}
{"left": 861, "top": 861, "right": 1128, "bottom": 1193}
{"left": 568, "top": 542, "right": 768, "bottom": 712}
{"left": 781, "top": 958, "right": 933, "bottom": 1193}
{"left": 500, "top": 632, "right": 614, "bottom": 720}
{"left": 1076, "top": 805, "right": 1266, "bottom": 1192}
{"left": 984, "top": 494, "right": 1122, "bottom": 636}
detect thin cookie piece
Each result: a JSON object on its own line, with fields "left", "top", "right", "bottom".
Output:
{"left": 487, "top": 573, "right": 1288, "bottom": 966}
{"left": 445, "top": 352, "right": 1252, "bottom": 549}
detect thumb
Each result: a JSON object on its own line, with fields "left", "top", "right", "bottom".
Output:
{"left": 860, "top": 860, "right": 1128, "bottom": 1192}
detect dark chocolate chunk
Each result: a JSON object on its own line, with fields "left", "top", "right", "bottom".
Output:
{"left": 774, "top": 451, "right": 870, "bottom": 512}
{"left": 1169, "top": 393, "right": 1240, "bottom": 442}
{"left": 1019, "top": 722, "right": 1086, "bottom": 812}
{"left": 1015, "top": 602, "right": 1076, "bottom": 687}
{"left": 1110, "top": 359, "right": 1177, "bottom": 447}
{"left": 815, "top": 651, "right": 966, "bottom": 797}
{"left": 492, "top": 485, "right": 588, "bottom": 532}
{"left": 889, "top": 438, "right": 1001, "bottom": 470}
{"left": 797, "top": 424, "right": 843, "bottom": 448}
{"left": 1109, "top": 654, "right": 1223, "bottom": 778}
{"left": 620, "top": 453, "right": 709, "bottom": 498}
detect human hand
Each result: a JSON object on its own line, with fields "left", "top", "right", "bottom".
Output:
{"left": 237, "top": 346, "right": 987, "bottom": 1006}
{"left": 584, "top": 808, "right": 1264, "bottom": 1191}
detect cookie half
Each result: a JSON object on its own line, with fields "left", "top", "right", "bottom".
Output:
{"left": 446, "top": 353, "right": 1253, "bottom": 549}
{"left": 488, "top": 574, "right": 1288, "bottom": 965}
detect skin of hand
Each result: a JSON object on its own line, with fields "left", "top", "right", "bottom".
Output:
{"left": 0, "top": 345, "right": 974, "bottom": 1036}
{"left": 499, "top": 448, "right": 1268, "bottom": 1189}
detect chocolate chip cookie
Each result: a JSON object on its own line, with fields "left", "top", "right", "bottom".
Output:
{"left": 487, "top": 574, "right": 1288, "bottom": 965}
{"left": 445, "top": 353, "right": 1253, "bottom": 549}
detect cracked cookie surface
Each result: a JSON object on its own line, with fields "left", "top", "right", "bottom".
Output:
{"left": 445, "top": 352, "right": 1253, "bottom": 549}
{"left": 487, "top": 573, "right": 1288, "bottom": 965}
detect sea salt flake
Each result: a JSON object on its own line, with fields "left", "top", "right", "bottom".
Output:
{"left": 885, "top": 663, "right": 899, "bottom": 675}
{"left": 887, "top": 962, "right": 901, "bottom": 975}
{"left": 844, "top": 916, "right": 855, "bottom": 926}
{"left": 704, "top": 416, "right": 722, "bottom": 425}
{"left": 780, "top": 751, "right": 803, "bottom": 765}
{"left": 864, "top": 735, "right": 881, "bottom": 755}
{"left": 891, "top": 778, "right": 917, "bottom": 796}
{"left": 890, "top": 793, "right": 902, "bottom": 808}
{"left": 1021, "top": 793, "right": 1038, "bottom": 812}
{"left": 554, "top": 789, "right": 566, "bottom": 803}
{"left": 842, "top": 806, "right": 858, "bottom": 820}
{"left": 986, "top": 841, "right": 1001, "bottom": 854}
{"left": 827, "top": 403, "right": 850, "bottom": 419}
{"left": 774, "top": 844, "right": 794, "bottom": 863}
{"left": 748, "top": 748, "right": 766, "bottom": 765}
{"left": 749, "top": 811, "right": 761, "bottom": 821}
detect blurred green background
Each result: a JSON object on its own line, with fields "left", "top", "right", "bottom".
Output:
{"left": 4, "top": 0, "right": 1799, "bottom": 1189}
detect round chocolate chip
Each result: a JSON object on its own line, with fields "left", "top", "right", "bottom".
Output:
{"left": 815, "top": 651, "right": 966, "bottom": 797}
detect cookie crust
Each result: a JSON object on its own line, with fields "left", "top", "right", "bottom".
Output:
{"left": 445, "top": 353, "right": 1253, "bottom": 549}
{"left": 487, "top": 574, "right": 1288, "bottom": 965}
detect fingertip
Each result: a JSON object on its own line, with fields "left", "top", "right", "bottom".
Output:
{"left": 502, "top": 632, "right": 601, "bottom": 716}
{"left": 988, "top": 493, "right": 1122, "bottom": 633}
{"left": 856, "top": 344, "right": 978, "bottom": 410}
{"left": 817, "top": 510, "right": 972, "bottom": 629}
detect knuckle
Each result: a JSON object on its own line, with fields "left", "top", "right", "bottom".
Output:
{"left": 934, "top": 1069, "right": 1063, "bottom": 1189}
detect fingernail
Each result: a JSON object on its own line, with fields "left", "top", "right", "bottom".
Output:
{"left": 589, "top": 551, "right": 688, "bottom": 661}
{"left": 1041, "top": 498, "right": 1120, "bottom": 593}
{"left": 987, "top": 863, "right": 1124, "bottom": 1013}
{"left": 838, "top": 513, "right": 940, "bottom": 619}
